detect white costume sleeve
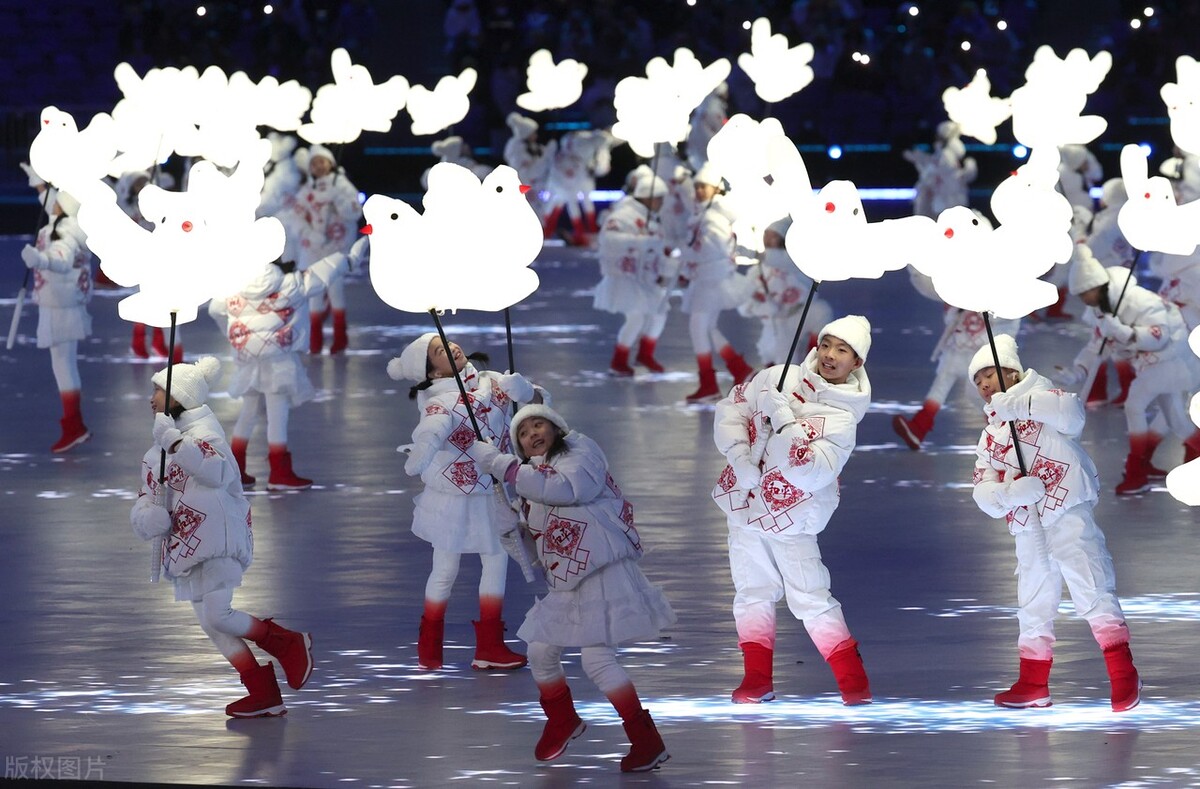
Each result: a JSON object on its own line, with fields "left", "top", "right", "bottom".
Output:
{"left": 513, "top": 440, "right": 607, "bottom": 507}
{"left": 1027, "top": 388, "right": 1086, "bottom": 437}
{"left": 172, "top": 433, "right": 239, "bottom": 488}
{"left": 769, "top": 416, "right": 852, "bottom": 492}
{"left": 713, "top": 380, "right": 756, "bottom": 462}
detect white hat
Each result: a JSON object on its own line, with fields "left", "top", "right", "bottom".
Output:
{"left": 152, "top": 356, "right": 221, "bottom": 409}
{"left": 693, "top": 162, "right": 725, "bottom": 190}
{"left": 819, "top": 315, "right": 872, "bottom": 360}
{"left": 1100, "top": 177, "right": 1126, "bottom": 209}
{"left": 509, "top": 404, "right": 569, "bottom": 459}
{"left": 968, "top": 334, "right": 1022, "bottom": 381}
{"left": 19, "top": 162, "right": 45, "bottom": 188}
{"left": 633, "top": 173, "right": 669, "bottom": 199}
{"left": 1068, "top": 244, "right": 1108, "bottom": 294}
{"left": 765, "top": 217, "right": 791, "bottom": 240}
{"left": 53, "top": 189, "right": 80, "bottom": 217}
{"left": 506, "top": 112, "right": 538, "bottom": 138}
{"left": 387, "top": 332, "right": 438, "bottom": 381}
{"left": 308, "top": 144, "right": 336, "bottom": 166}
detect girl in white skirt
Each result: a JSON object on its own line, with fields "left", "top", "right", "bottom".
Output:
{"left": 473, "top": 404, "right": 676, "bottom": 772}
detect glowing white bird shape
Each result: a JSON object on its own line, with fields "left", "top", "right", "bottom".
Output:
{"left": 1117, "top": 143, "right": 1200, "bottom": 255}
{"left": 613, "top": 48, "right": 730, "bottom": 158}
{"left": 517, "top": 49, "right": 588, "bottom": 112}
{"left": 110, "top": 63, "right": 203, "bottom": 174}
{"left": 705, "top": 115, "right": 791, "bottom": 247}
{"left": 989, "top": 146, "right": 1075, "bottom": 270}
{"left": 1161, "top": 56, "right": 1200, "bottom": 156}
{"left": 29, "top": 106, "right": 120, "bottom": 204}
{"left": 365, "top": 163, "right": 541, "bottom": 313}
{"left": 1010, "top": 46, "right": 1111, "bottom": 149}
{"left": 186, "top": 68, "right": 311, "bottom": 168}
{"left": 299, "top": 48, "right": 409, "bottom": 145}
{"left": 737, "top": 17, "right": 814, "bottom": 104}
{"left": 1167, "top": 323, "right": 1200, "bottom": 505}
{"left": 941, "top": 69, "right": 1012, "bottom": 145}
{"left": 407, "top": 68, "right": 476, "bottom": 137}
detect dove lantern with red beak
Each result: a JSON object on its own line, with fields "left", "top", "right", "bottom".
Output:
{"left": 613, "top": 48, "right": 731, "bottom": 159}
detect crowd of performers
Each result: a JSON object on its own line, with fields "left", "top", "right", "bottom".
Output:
{"left": 13, "top": 100, "right": 1200, "bottom": 773}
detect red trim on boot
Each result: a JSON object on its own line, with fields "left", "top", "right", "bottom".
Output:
{"left": 225, "top": 662, "right": 287, "bottom": 718}
{"left": 51, "top": 390, "right": 91, "bottom": 454}
{"left": 542, "top": 206, "right": 564, "bottom": 240}
{"left": 536, "top": 682, "right": 586, "bottom": 761}
{"left": 1111, "top": 361, "right": 1135, "bottom": 406}
{"left": 267, "top": 446, "right": 313, "bottom": 490}
{"left": 828, "top": 638, "right": 872, "bottom": 705}
{"left": 994, "top": 657, "right": 1052, "bottom": 708}
{"left": 470, "top": 619, "right": 527, "bottom": 670}
{"left": 718, "top": 344, "right": 754, "bottom": 386}
{"left": 131, "top": 323, "right": 149, "bottom": 359}
{"left": 1115, "top": 433, "right": 1152, "bottom": 496}
{"left": 1185, "top": 431, "right": 1200, "bottom": 464}
{"left": 230, "top": 437, "right": 255, "bottom": 488}
{"left": 1103, "top": 642, "right": 1141, "bottom": 712}
{"left": 610, "top": 344, "right": 634, "bottom": 377}
{"left": 732, "top": 641, "right": 775, "bottom": 703}
{"left": 686, "top": 355, "right": 720, "bottom": 403}
{"left": 329, "top": 309, "right": 348, "bottom": 355}
{"left": 254, "top": 619, "right": 314, "bottom": 690}
{"left": 1145, "top": 433, "right": 1169, "bottom": 479}
{"left": 418, "top": 615, "right": 444, "bottom": 670}
{"left": 635, "top": 337, "right": 665, "bottom": 372}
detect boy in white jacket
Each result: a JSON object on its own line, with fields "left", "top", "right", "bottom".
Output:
{"left": 711, "top": 315, "right": 874, "bottom": 706}
{"left": 969, "top": 335, "right": 1140, "bottom": 711}
{"left": 130, "top": 357, "right": 314, "bottom": 717}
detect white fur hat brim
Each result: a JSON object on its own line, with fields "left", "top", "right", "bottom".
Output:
{"left": 1068, "top": 244, "right": 1109, "bottom": 294}
{"left": 152, "top": 356, "right": 221, "bottom": 409}
{"left": 694, "top": 162, "right": 725, "bottom": 189}
{"left": 308, "top": 144, "right": 336, "bottom": 166}
{"left": 389, "top": 332, "right": 438, "bottom": 381}
{"left": 510, "top": 404, "right": 569, "bottom": 459}
{"left": 968, "top": 334, "right": 1022, "bottom": 382}
{"left": 633, "top": 174, "right": 669, "bottom": 199}
{"left": 819, "top": 315, "right": 872, "bottom": 361}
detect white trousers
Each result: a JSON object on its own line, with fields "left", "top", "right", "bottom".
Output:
{"left": 424, "top": 548, "right": 507, "bottom": 603}
{"left": 49, "top": 341, "right": 81, "bottom": 392}
{"left": 526, "top": 642, "right": 630, "bottom": 692}
{"left": 191, "top": 587, "right": 254, "bottom": 662}
{"left": 232, "top": 391, "right": 291, "bottom": 445}
{"left": 1123, "top": 360, "right": 1192, "bottom": 437}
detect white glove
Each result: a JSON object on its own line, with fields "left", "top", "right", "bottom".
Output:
{"left": 403, "top": 440, "right": 438, "bottom": 476}
{"left": 152, "top": 413, "right": 183, "bottom": 451}
{"left": 1003, "top": 475, "right": 1046, "bottom": 508}
{"left": 130, "top": 497, "right": 173, "bottom": 541}
{"left": 496, "top": 372, "right": 535, "bottom": 404}
{"left": 473, "top": 440, "right": 520, "bottom": 478}
{"left": 1080, "top": 308, "right": 1101, "bottom": 328}
{"left": 21, "top": 244, "right": 48, "bottom": 270}
{"left": 758, "top": 388, "right": 796, "bottom": 432}
{"left": 1098, "top": 314, "right": 1134, "bottom": 343}
{"left": 729, "top": 455, "right": 761, "bottom": 489}
{"left": 386, "top": 357, "right": 405, "bottom": 381}
{"left": 986, "top": 391, "right": 1029, "bottom": 425}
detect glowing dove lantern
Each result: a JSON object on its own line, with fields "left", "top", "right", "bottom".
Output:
{"left": 366, "top": 163, "right": 541, "bottom": 314}
{"left": 737, "top": 17, "right": 814, "bottom": 104}
{"left": 1117, "top": 143, "right": 1200, "bottom": 255}
{"left": 1162, "top": 56, "right": 1200, "bottom": 156}
{"left": 704, "top": 114, "right": 790, "bottom": 251}
{"left": 1165, "top": 326, "right": 1200, "bottom": 504}
{"left": 612, "top": 48, "right": 731, "bottom": 158}
{"left": 187, "top": 68, "right": 312, "bottom": 168}
{"left": 989, "top": 145, "right": 1075, "bottom": 268}
{"left": 77, "top": 138, "right": 283, "bottom": 327}
{"left": 516, "top": 49, "right": 588, "bottom": 112}
{"left": 299, "top": 48, "right": 409, "bottom": 145}
{"left": 1010, "top": 46, "right": 1111, "bottom": 149}
{"left": 407, "top": 69, "right": 477, "bottom": 138}
{"left": 28, "top": 106, "right": 121, "bottom": 204}
{"left": 942, "top": 69, "right": 1013, "bottom": 145}
{"left": 110, "top": 63, "right": 204, "bottom": 174}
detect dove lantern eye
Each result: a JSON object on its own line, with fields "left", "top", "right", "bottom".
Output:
{"left": 971, "top": 218, "right": 979, "bottom": 226}
{"left": 853, "top": 207, "right": 860, "bottom": 216}
{"left": 495, "top": 185, "right": 503, "bottom": 193}
{"left": 390, "top": 212, "right": 399, "bottom": 221}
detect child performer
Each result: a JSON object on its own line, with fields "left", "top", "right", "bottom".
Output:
{"left": 21, "top": 188, "right": 93, "bottom": 453}
{"left": 129, "top": 356, "right": 314, "bottom": 717}
{"left": 968, "top": 335, "right": 1140, "bottom": 711}
{"left": 388, "top": 333, "right": 536, "bottom": 671}
{"left": 208, "top": 252, "right": 348, "bottom": 490}
{"left": 472, "top": 404, "right": 675, "bottom": 772}
{"left": 711, "top": 315, "right": 874, "bottom": 706}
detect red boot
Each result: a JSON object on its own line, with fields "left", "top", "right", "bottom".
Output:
{"left": 892, "top": 400, "right": 939, "bottom": 450}
{"left": 1086, "top": 363, "right": 1109, "bottom": 406}
{"left": 225, "top": 662, "right": 286, "bottom": 718}
{"left": 150, "top": 328, "right": 183, "bottom": 362}
{"left": 1044, "top": 287, "right": 1074, "bottom": 320}
{"left": 994, "top": 657, "right": 1052, "bottom": 708}
{"left": 827, "top": 638, "right": 872, "bottom": 705}
{"left": 542, "top": 206, "right": 564, "bottom": 240}
{"left": 1145, "top": 433, "right": 1169, "bottom": 479}
{"left": 471, "top": 619, "right": 527, "bottom": 670}
{"left": 1111, "top": 360, "right": 1135, "bottom": 406}
{"left": 1115, "top": 433, "right": 1152, "bottom": 496}
{"left": 535, "top": 684, "right": 586, "bottom": 761}
{"left": 1185, "top": 430, "right": 1200, "bottom": 463}
{"left": 51, "top": 390, "right": 91, "bottom": 454}
{"left": 267, "top": 446, "right": 313, "bottom": 490}
{"left": 329, "top": 309, "right": 348, "bottom": 355}
{"left": 253, "top": 619, "right": 314, "bottom": 690}
{"left": 635, "top": 337, "right": 665, "bottom": 372}
{"left": 309, "top": 311, "right": 326, "bottom": 355}
{"left": 620, "top": 709, "right": 669, "bottom": 772}
{"left": 1103, "top": 642, "right": 1141, "bottom": 712}
{"left": 731, "top": 641, "right": 775, "bottom": 703}
{"left": 569, "top": 214, "right": 588, "bottom": 247}
{"left": 131, "top": 323, "right": 149, "bottom": 359}
{"left": 718, "top": 344, "right": 754, "bottom": 386}
{"left": 418, "top": 616, "right": 444, "bottom": 670}
{"left": 230, "top": 437, "right": 255, "bottom": 488}
{"left": 610, "top": 344, "right": 635, "bottom": 377}
{"left": 686, "top": 355, "right": 720, "bottom": 403}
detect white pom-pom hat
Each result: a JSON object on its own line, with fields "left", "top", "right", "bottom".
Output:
{"left": 633, "top": 173, "right": 669, "bottom": 199}
{"left": 819, "top": 315, "right": 872, "bottom": 360}
{"left": 1068, "top": 244, "right": 1109, "bottom": 294}
{"left": 968, "top": 334, "right": 1022, "bottom": 382}
{"left": 510, "top": 404, "right": 569, "bottom": 459}
{"left": 388, "top": 332, "right": 438, "bottom": 381}
{"left": 152, "top": 356, "right": 222, "bottom": 409}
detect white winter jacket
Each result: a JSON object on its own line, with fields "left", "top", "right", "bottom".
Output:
{"left": 972, "top": 370, "right": 1100, "bottom": 533}
{"left": 712, "top": 350, "right": 870, "bottom": 536}
{"left": 1072, "top": 267, "right": 1188, "bottom": 373}
{"left": 598, "top": 195, "right": 671, "bottom": 287}
{"left": 512, "top": 432, "right": 643, "bottom": 591}
{"left": 680, "top": 196, "right": 737, "bottom": 284}
{"left": 134, "top": 406, "right": 253, "bottom": 580}
{"left": 291, "top": 171, "right": 361, "bottom": 267}
{"left": 31, "top": 217, "right": 91, "bottom": 309}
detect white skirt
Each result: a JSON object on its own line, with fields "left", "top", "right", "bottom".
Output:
{"left": 517, "top": 558, "right": 676, "bottom": 648}
{"left": 36, "top": 305, "right": 91, "bottom": 348}
{"left": 172, "top": 556, "right": 245, "bottom": 602}
{"left": 226, "top": 353, "right": 315, "bottom": 404}
{"left": 412, "top": 489, "right": 504, "bottom": 555}
{"left": 682, "top": 272, "right": 754, "bottom": 314}
{"left": 592, "top": 274, "right": 657, "bottom": 315}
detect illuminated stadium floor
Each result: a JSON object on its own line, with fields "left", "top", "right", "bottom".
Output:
{"left": 2, "top": 238, "right": 1199, "bottom": 787}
